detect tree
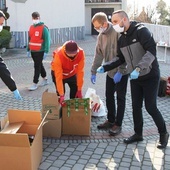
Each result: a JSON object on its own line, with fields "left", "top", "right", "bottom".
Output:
{"left": 156, "top": 0, "right": 169, "bottom": 25}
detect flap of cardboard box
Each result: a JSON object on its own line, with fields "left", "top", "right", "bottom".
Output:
{"left": 8, "top": 109, "right": 41, "bottom": 125}
{"left": 42, "top": 90, "right": 59, "bottom": 105}
{"left": 1, "top": 122, "right": 24, "bottom": 134}
{"left": 0, "top": 133, "right": 30, "bottom": 147}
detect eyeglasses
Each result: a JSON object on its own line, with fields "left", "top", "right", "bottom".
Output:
{"left": 94, "top": 25, "right": 103, "bottom": 30}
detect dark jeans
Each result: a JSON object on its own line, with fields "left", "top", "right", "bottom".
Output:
{"left": 106, "top": 74, "right": 128, "bottom": 126}
{"left": 51, "top": 70, "right": 77, "bottom": 98}
{"left": 0, "top": 57, "right": 17, "bottom": 91}
{"left": 31, "top": 51, "right": 46, "bottom": 84}
{"left": 130, "top": 76, "right": 167, "bottom": 135}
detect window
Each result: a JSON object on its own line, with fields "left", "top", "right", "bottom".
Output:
{"left": 0, "top": 0, "right": 6, "bottom": 11}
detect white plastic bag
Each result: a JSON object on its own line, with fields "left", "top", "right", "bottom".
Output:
{"left": 85, "top": 88, "right": 106, "bottom": 117}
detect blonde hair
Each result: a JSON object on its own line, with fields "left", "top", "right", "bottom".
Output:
{"left": 91, "top": 12, "right": 108, "bottom": 24}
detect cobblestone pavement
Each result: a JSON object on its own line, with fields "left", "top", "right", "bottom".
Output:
{"left": 0, "top": 35, "right": 170, "bottom": 170}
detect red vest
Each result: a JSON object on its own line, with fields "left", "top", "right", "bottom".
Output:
{"left": 29, "top": 25, "right": 44, "bottom": 51}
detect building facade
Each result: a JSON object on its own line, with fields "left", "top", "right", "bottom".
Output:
{"left": 0, "top": 0, "right": 126, "bottom": 47}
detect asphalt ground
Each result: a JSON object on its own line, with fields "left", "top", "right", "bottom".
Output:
{"left": 0, "top": 35, "right": 170, "bottom": 170}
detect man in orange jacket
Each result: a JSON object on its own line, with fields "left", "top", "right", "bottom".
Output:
{"left": 51, "top": 40, "right": 85, "bottom": 105}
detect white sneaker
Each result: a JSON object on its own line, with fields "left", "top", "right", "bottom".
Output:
{"left": 40, "top": 78, "right": 48, "bottom": 87}
{"left": 28, "top": 83, "right": 38, "bottom": 91}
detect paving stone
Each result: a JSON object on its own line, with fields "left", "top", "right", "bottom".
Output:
{"left": 1, "top": 35, "right": 170, "bottom": 170}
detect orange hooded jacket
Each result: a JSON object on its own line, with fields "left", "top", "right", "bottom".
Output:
{"left": 51, "top": 44, "right": 85, "bottom": 96}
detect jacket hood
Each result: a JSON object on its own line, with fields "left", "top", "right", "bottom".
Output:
{"left": 33, "top": 22, "right": 44, "bottom": 27}
{"left": 122, "top": 21, "right": 144, "bottom": 36}
{"left": 102, "top": 22, "right": 114, "bottom": 34}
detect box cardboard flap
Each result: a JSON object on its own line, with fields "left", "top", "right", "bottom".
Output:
{"left": 1, "top": 122, "right": 24, "bottom": 134}
{"left": 42, "top": 90, "right": 59, "bottom": 105}
{"left": 0, "top": 114, "right": 8, "bottom": 130}
{"left": 0, "top": 133, "right": 30, "bottom": 147}
{"left": 39, "top": 110, "right": 49, "bottom": 130}
{"left": 8, "top": 109, "right": 41, "bottom": 125}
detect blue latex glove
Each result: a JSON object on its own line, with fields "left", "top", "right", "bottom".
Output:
{"left": 27, "top": 51, "right": 30, "bottom": 57}
{"left": 113, "top": 72, "right": 122, "bottom": 83}
{"left": 13, "top": 89, "right": 22, "bottom": 100}
{"left": 43, "top": 53, "right": 47, "bottom": 59}
{"left": 91, "top": 75, "right": 96, "bottom": 84}
{"left": 130, "top": 70, "right": 140, "bottom": 79}
{"left": 97, "top": 66, "right": 105, "bottom": 73}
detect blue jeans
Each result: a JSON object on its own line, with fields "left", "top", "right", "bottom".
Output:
{"left": 106, "top": 74, "right": 128, "bottom": 126}
{"left": 130, "top": 76, "right": 167, "bottom": 135}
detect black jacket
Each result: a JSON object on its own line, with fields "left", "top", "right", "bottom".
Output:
{"left": 103, "top": 21, "right": 160, "bottom": 80}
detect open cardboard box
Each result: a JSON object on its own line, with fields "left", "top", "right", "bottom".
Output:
{"left": 0, "top": 109, "right": 48, "bottom": 170}
{"left": 42, "top": 90, "right": 62, "bottom": 138}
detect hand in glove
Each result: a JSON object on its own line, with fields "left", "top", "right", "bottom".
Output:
{"left": 97, "top": 66, "right": 105, "bottom": 73}
{"left": 13, "top": 89, "right": 22, "bottom": 100}
{"left": 43, "top": 53, "right": 48, "bottom": 60}
{"left": 27, "top": 51, "right": 30, "bottom": 57}
{"left": 91, "top": 75, "right": 96, "bottom": 84}
{"left": 75, "top": 90, "right": 82, "bottom": 98}
{"left": 130, "top": 69, "right": 140, "bottom": 80}
{"left": 113, "top": 72, "right": 122, "bottom": 83}
{"left": 59, "top": 95, "right": 66, "bottom": 106}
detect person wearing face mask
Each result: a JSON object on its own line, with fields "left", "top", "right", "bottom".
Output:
{"left": 0, "top": 10, "right": 22, "bottom": 100}
{"left": 51, "top": 40, "right": 85, "bottom": 106}
{"left": 97, "top": 10, "right": 169, "bottom": 149}
{"left": 27, "top": 11, "right": 50, "bottom": 91}
{"left": 91, "top": 12, "right": 129, "bottom": 135}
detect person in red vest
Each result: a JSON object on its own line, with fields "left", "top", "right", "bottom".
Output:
{"left": 51, "top": 40, "right": 85, "bottom": 106}
{"left": 27, "top": 11, "right": 50, "bottom": 91}
{"left": 0, "top": 10, "right": 22, "bottom": 100}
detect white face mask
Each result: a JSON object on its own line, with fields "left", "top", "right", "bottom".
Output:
{"left": 95, "top": 27, "right": 107, "bottom": 33}
{"left": 32, "top": 20, "right": 40, "bottom": 25}
{"left": 0, "top": 25, "right": 3, "bottom": 32}
{"left": 113, "top": 20, "right": 124, "bottom": 33}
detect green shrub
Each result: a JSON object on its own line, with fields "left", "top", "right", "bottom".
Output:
{"left": 0, "top": 29, "right": 12, "bottom": 48}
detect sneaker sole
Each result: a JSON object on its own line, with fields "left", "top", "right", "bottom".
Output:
{"left": 109, "top": 130, "right": 122, "bottom": 136}
{"left": 28, "top": 87, "right": 38, "bottom": 91}
{"left": 39, "top": 83, "right": 49, "bottom": 87}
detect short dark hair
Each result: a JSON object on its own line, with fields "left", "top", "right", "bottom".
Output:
{"left": 32, "top": 12, "right": 40, "bottom": 19}
{"left": 0, "top": 10, "right": 7, "bottom": 19}
{"left": 112, "top": 10, "right": 129, "bottom": 19}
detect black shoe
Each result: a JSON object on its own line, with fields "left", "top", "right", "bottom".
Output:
{"left": 124, "top": 134, "right": 143, "bottom": 144}
{"left": 157, "top": 132, "right": 169, "bottom": 149}
{"left": 109, "top": 125, "right": 122, "bottom": 136}
{"left": 97, "top": 120, "right": 114, "bottom": 130}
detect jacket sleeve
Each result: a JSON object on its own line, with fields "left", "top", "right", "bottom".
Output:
{"left": 91, "top": 36, "right": 104, "bottom": 75}
{"left": 136, "top": 27, "right": 156, "bottom": 70}
{"left": 77, "top": 51, "right": 85, "bottom": 91}
{"left": 53, "top": 54, "right": 64, "bottom": 96}
{"left": 43, "top": 26, "right": 50, "bottom": 53}
{"left": 103, "top": 45, "right": 125, "bottom": 72}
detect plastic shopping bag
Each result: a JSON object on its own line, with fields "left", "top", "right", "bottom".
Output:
{"left": 85, "top": 88, "right": 106, "bottom": 117}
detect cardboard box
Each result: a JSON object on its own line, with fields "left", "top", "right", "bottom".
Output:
{"left": 0, "top": 109, "right": 48, "bottom": 170}
{"left": 62, "top": 98, "right": 91, "bottom": 136}
{"left": 42, "top": 90, "right": 62, "bottom": 138}
{"left": 43, "top": 119, "right": 61, "bottom": 138}
{"left": 42, "top": 90, "right": 61, "bottom": 119}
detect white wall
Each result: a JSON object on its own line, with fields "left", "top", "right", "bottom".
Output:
{"left": 6, "top": 0, "right": 85, "bottom": 32}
